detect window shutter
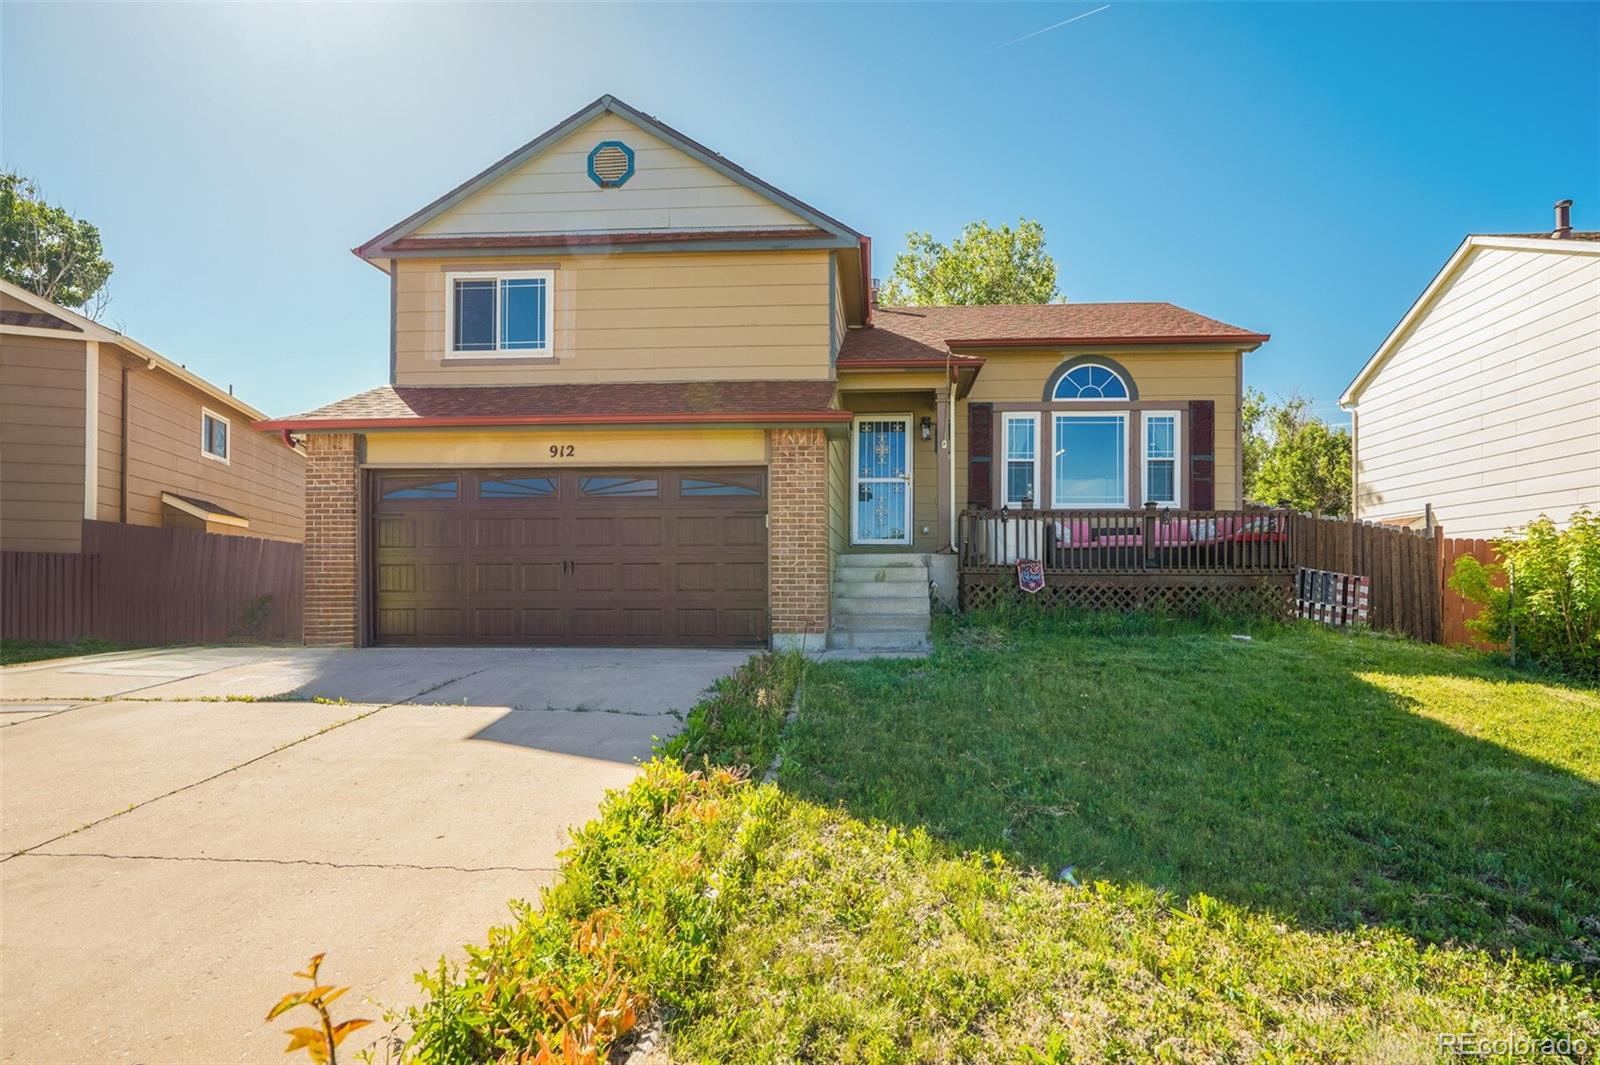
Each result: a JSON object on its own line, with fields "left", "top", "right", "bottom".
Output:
{"left": 967, "top": 402, "right": 993, "bottom": 508}
{"left": 1188, "top": 400, "right": 1215, "bottom": 509}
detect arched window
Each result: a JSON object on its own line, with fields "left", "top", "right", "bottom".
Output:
{"left": 1052, "top": 363, "right": 1129, "bottom": 400}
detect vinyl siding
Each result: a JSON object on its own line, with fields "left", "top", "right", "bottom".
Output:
{"left": 953, "top": 348, "right": 1244, "bottom": 510}
{"left": 392, "top": 250, "right": 834, "bottom": 386}
{"left": 1354, "top": 245, "right": 1600, "bottom": 539}
{"left": 416, "top": 113, "right": 811, "bottom": 237}
{"left": 826, "top": 434, "right": 848, "bottom": 566}
{"left": 97, "top": 345, "right": 304, "bottom": 542}
{"left": 0, "top": 333, "right": 86, "bottom": 552}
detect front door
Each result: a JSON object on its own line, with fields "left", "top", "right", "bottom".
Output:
{"left": 852, "top": 415, "right": 913, "bottom": 545}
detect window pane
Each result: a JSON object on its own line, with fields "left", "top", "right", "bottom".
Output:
{"left": 682, "top": 476, "right": 761, "bottom": 497}
{"left": 1054, "top": 416, "right": 1126, "bottom": 506}
{"left": 204, "top": 416, "right": 228, "bottom": 458}
{"left": 1005, "top": 416, "right": 1035, "bottom": 460}
{"left": 1053, "top": 364, "right": 1128, "bottom": 400}
{"left": 580, "top": 475, "right": 658, "bottom": 498}
{"left": 1146, "top": 415, "right": 1176, "bottom": 458}
{"left": 500, "top": 277, "right": 547, "bottom": 351}
{"left": 480, "top": 476, "right": 557, "bottom": 499}
{"left": 453, "top": 279, "right": 495, "bottom": 351}
{"left": 1006, "top": 461, "right": 1035, "bottom": 505}
{"left": 383, "top": 480, "right": 457, "bottom": 500}
{"left": 1146, "top": 460, "right": 1176, "bottom": 504}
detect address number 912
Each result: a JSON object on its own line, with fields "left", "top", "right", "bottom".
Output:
{"left": 549, "top": 444, "right": 575, "bottom": 458}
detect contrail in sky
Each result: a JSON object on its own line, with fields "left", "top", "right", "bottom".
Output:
{"left": 987, "top": 5, "right": 1111, "bottom": 52}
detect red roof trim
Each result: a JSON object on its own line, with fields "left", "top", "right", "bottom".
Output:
{"left": 377, "top": 228, "right": 835, "bottom": 253}
{"left": 837, "top": 356, "right": 984, "bottom": 369}
{"left": 944, "top": 333, "right": 1270, "bottom": 349}
{"left": 255, "top": 410, "right": 854, "bottom": 433}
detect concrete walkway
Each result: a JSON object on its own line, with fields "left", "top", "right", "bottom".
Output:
{"left": 0, "top": 645, "right": 747, "bottom": 1064}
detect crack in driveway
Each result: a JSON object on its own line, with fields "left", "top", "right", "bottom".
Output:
{"left": 0, "top": 666, "right": 495, "bottom": 863}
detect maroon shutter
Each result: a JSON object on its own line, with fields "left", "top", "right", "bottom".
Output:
{"left": 968, "top": 402, "right": 993, "bottom": 508}
{"left": 1189, "top": 400, "right": 1215, "bottom": 509}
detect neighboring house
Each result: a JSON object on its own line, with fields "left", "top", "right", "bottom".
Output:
{"left": 260, "top": 94, "right": 1266, "bottom": 651}
{"left": 0, "top": 281, "right": 304, "bottom": 553}
{"left": 1341, "top": 201, "right": 1600, "bottom": 539}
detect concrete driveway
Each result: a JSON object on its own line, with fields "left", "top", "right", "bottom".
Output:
{"left": 0, "top": 645, "right": 747, "bottom": 1064}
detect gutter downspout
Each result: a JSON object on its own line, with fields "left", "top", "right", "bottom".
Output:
{"left": 948, "top": 379, "right": 957, "bottom": 551}
{"left": 119, "top": 362, "right": 130, "bottom": 522}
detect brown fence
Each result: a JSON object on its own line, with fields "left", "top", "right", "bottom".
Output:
{"left": 1440, "top": 537, "right": 1503, "bottom": 648}
{"left": 1, "top": 521, "right": 302, "bottom": 645}
{"left": 1286, "top": 513, "right": 1441, "bottom": 643}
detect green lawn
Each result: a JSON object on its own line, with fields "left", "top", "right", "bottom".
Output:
{"left": 407, "top": 619, "right": 1600, "bottom": 1063}
{"left": 0, "top": 636, "right": 123, "bottom": 666}
{"left": 780, "top": 614, "right": 1600, "bottom": 968}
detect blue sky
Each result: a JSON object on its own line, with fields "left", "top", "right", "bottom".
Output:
{"left": 4, "top": 2, "right": 1596, "bottom": 420}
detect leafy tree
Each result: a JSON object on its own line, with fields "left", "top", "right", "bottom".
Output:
{"left": 878, "top": 219, "right": 1058, "bottom": 306}
{"left": 0, "top": 171, "right": 113, "bottom": 314}
{"left": 1241, "top": 387, "right": 1352, "bottom": 515}
{"left": 1449, "top": 510, "right": 1600, "bottom": 678}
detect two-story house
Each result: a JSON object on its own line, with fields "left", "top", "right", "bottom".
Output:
{"left": 261, "top": 95, "right": 1267, "bottom": 651}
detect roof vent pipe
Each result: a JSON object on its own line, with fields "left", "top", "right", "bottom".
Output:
{"left": 1553, "top": 198, "right": 1573, "bottom": 239}
{"left": 868, "top": 278, "right": 880, "bottom": 307}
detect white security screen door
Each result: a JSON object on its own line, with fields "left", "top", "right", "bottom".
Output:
{"left": 852, "top": 416, "right": 913, "bottom": 544}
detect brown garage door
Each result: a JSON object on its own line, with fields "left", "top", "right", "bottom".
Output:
{"left": 370, "top": 467, "right": 767, "bottom": 647}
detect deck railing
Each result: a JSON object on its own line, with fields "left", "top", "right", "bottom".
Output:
{"left": 958, "top": 507, "right": 1295, "bottom": 575}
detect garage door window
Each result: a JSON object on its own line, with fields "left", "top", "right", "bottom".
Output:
{"left": 381, "top": 478, "right": 458, "bottom": 501}
{"left": 480, "top": 475, "right": 558, "bottom": 499}
{"left": 580, "top": 475, "right": 659, "bottom": 498}
{"left": 682, "top": 474, "right": 762, "bottom": 497}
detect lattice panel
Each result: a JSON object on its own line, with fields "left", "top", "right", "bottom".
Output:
{"left": 960, "top": 575, "right": 1294, "bottom": 619}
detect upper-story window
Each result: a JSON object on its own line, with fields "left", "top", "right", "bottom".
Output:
{"left": 1051, "top": 363, "right": 1129, "bottom": 400}
{"left": 201, "top": 408, "right": 229, "bottom": 464}
{"left": 445, "top": 270, "right": 554, "bottom": 358}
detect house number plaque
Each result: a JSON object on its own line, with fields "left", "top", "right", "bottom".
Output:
{"left": 548, "top": 444, "right": 576, "bottom": 458}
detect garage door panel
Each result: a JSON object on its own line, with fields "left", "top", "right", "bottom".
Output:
{"left": 372, "top": 466, "right": 767, "bottom": 647}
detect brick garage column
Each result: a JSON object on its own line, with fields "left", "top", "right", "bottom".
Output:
{"left": 303, "top": 433, "right": 360, "bottom": 647}
{"left": 767, "top": 427, "right": 829, "bottom": 651}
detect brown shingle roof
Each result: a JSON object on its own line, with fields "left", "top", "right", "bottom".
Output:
{"left": 840, "top": 302, "right": 1268, "bottom": 363}
{"left": 258, "top": 380, "right": 848, "bottom": 431}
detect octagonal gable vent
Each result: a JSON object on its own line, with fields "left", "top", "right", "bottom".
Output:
{"left": 587, "top": 141, "right": 635, "bottom": 188}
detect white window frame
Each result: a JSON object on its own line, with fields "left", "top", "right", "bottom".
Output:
{"left": 1051, "top": 411, "right": 1128, "bottom": 509}
{"left": 1001, "top": 412, "right": 1041, "bottom": 508}
{"left": 1051, "top": 362, "right": 1131, "bottom": 402}
{"left": 200, "top": 408, "right": 230, "bottom": 465}
{"left": 444, "top": 269, "right": 555, "bottom": 359}
{"left": 850, "top": 413, "right": 914, "bottom": 546}
{"left": 1145, "top": 406, "right": 1184, "bottom": 505}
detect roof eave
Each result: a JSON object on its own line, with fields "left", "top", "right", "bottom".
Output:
{"left": 944, "top": 334, "right": 1270, "bottom": 351}
{"left": 254, "top": 410, "right": 856, "bottom": 433}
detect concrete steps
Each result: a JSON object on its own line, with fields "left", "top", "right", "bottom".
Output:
{"left": 828, "top": 554, "right": 932, "bottom": 654}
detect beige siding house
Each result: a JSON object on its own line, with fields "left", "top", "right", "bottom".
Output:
{"left": 1342, "top": 206, "right": 1600, "bottom": 539}
{"left": 264, "top": 94, "right": 1268, "bottom": 652}
{"left": 0, "top": 282, "right": 304, "bottom": 553}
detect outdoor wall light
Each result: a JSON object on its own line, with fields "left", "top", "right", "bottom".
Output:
{"left": 919, "top": 416, "right": 933, "bottom": 441}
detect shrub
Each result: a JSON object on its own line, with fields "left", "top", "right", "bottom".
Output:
{"left": 1450, "top": 509, "right": 1600, "bottom": 678}
{"left": 658, "top": 651, "right": 804, "bottom": 770}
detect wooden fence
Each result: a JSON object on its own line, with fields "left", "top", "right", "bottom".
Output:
{"left": 1440, "top": 537, "right": 1503, "bottom": 648}
{"left": 1285, "top": 513, "right": 1504, "bottom": 647}
{"left": 1, "top": 521, "right": 302, "bottom": 645}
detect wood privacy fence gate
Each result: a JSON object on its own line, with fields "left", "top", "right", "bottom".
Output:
{"left": 1, "top": 521, "right": 303, "bottom": 645}
{"left": 958, "top": 507, "right": 1499, "bottom": 646}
